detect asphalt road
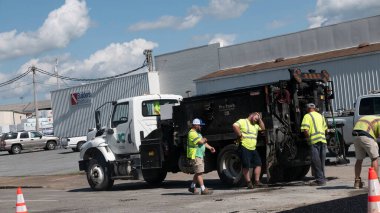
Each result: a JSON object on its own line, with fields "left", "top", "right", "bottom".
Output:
{"left": 0, "top": 147, "right": 370, "bottom": 212}
{"left": 0, "top": 148, "right": 79, "bottom": 176}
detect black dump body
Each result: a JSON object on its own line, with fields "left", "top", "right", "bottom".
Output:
{"left": 172, "top": 69, "right": 332, "bottom": 183}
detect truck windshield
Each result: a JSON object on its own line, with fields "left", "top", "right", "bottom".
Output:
{"left": 359, "top": 97, "right": 380, "bottom": 115}
{"left": 142, "top": 99, "right": 178, "bottom": 117}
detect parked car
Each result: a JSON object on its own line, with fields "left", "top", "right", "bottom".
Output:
{"left": 61, "top": 136, "right": 87, "bottom": 152}
{"left": 0, "top": 131, "right": 59, "bottom": 154}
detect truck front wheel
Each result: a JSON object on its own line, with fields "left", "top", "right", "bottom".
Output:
{"left": 142, "top": 169, "right": 167, "bottom": 185}
{"left": 86, "top": 158, "right": 114, "bottom": 190}
{"left": 217, "top": 144, "right": 244, "bottom": 186}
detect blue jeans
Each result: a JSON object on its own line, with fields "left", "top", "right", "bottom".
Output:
{"left": 311, "top": 142, "right": 326, "bottom": 183}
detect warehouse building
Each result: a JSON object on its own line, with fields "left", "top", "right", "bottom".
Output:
{"left": 156, "top": 15, "right": 380, "bottom": 110}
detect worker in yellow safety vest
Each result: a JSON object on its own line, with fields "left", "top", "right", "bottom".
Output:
{"left": 352, "top": 115, "right": 380, "bottom": 189}
{"left": 187, "top": 118, "right": 216, "bottom": 195}
{"left": 232, "top": 112, "right": 265, "bottom": 189}
{"left": 301, "top": 103, "right": 327, "bottom": 186}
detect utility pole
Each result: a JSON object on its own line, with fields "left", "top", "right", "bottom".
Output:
{"left": 32, "top": 66, "right": 39, "bottom": 131}
{"left": 55, "top": 58, "right": 60, "bottom": 89}
{"left": 143, "top": 49, "right": 153, "bottom": 72}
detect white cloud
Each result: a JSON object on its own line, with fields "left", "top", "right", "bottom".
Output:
{"left": 0, "top": 0, "right": 90, "bottom": 60}
{"left": 129, "top": 14, "right": 202, "bottom": 31}
{"left": 0, "top": 39, "right": 158, "bottom": 101}
{"left": 129, "top": 0, "right": 250, "bottom": 31}
{"left": 308, "top": 0, "right": 380, "bottom": 28}
{"left": 208, "top": 34, "right": 236, "bottom": 47}
{"left": 202, "top": 0, "right": 250, "bottom": 19}
{"left": 266, "top": 20, "right": 288, "bottom": 30}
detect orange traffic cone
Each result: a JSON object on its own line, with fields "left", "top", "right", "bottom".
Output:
{"left": 368, "top": 167, "right": 380, "bottom": 213}
{"left": 16, "top": 187, "right": 28, "bottom": 213}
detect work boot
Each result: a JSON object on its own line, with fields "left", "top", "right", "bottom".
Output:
{"left": 354, "top": 177, "right": 364, "bottom": 189}
{"left": 247, "top": 182, "right": 254, "bottom": 189}
{"left": 188, "top": 187, "right": 199, "bottom": 195}
{"left": 253, "top": 181, "right": 267, "bottom": 188}
{"left": 201, "top": 188, "right": 213, "bottom": 195}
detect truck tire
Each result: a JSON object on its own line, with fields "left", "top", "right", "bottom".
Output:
{"left": 11, "top": 144, "right": 22, "bottom": 154}
{"left": 76, "top": 141, "right": 86, "bottom": 152}
{"left": 87, "top": 157, "right": 114, "bottom": 190}
{"left": 283, "top": 165, "right": 310, "bottom": 181}
{"left": 217, "top": 144, "right": 244, "bottom": 186}
{"left": 142, "top": 169, "right": 167, "bottom": 185}
{"left": 45, "top": 141, "right": 56, "bottom": 150}
{"left": 327, "top": 132, "right": 344, "bottom": 156}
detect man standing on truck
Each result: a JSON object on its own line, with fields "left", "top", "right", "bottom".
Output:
{"left": 187, "top": 118, "right": 216, "bottom": 195}
{"left": 301, "top": 103, "right": 327, "bottom": 186}
{"left": 232, "top": 112, "right": 265, "bottom": 189}
{"left": 352, "top": 115, "right": 380, "bottom": 189}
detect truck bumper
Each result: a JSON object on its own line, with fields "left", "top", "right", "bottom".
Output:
{"left": 78, "top": 160, "right": 89, "bottom": 171}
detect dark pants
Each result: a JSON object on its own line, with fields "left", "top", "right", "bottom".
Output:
{"left": 311, "top": 142, "right": 326, "bottom": 183}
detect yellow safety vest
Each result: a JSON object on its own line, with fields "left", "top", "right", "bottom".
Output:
{"left": 187, "top": 129, "right": 202, "bottom": 159}
{"left": 300, "top": 111, "right": 327, "bottom": 144}
{"left": 234, "top": 119, "right": 261, "bottom": 151}
{"left": 353, "top": 115, "right": 380, "bottom": 139}
{"left": 153, "top": 101, "right": 160, "bottom": 115}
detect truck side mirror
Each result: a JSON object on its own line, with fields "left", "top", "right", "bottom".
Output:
{"left": 95, "top": 110, "right": 101, "bottom": 130}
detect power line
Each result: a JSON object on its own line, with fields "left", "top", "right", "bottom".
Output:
{"left": 0, "top": 60, "right": 147, "bottom": 89}
{"left": 0, "top": 68, "right": 32, "bottom": 87}
{"left": 34, "top": 60, "right": 148, "bottom": 82}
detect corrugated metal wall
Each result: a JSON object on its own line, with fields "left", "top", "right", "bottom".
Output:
{"left": 51, "top": 72, "right": 159, "bottom": 137}
{"left": 218, "top": 15, "right": 380, "bottom": 70}
{"left": 195, "top": 52, "right": 380, "bottom": 111}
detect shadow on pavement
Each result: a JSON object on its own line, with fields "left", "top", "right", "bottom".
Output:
{"left": 280, "top": 193, "right": 367, "bottom": 213}
{"left": 69, "top": 179, "right": 242, "bottom": 192}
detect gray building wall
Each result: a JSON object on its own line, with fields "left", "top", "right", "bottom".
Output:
{"left": 155, "top": 43, "right": 220, "bottom": 97}
{"left": 195, "top": 51, "right": 380, "bottom": 111}
{"left": 218, "top": 15, "right": 380, "bottom": 70}
{"left": 51, "top": 72, "right": 160, "bottom": 137}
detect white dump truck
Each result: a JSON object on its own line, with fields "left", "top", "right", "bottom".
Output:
{"left": 79, "top": 69, "right": 334, "bottom": 191}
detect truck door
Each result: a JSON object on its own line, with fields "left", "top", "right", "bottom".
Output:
{"left": 107, "top": 101, "right": 137, "bottom": 154}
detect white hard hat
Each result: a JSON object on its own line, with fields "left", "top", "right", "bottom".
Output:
{"left": 306, "top": 103, "right": 316, "bottom": 109}
{"left": 192, "top": 118, "right": 204, "bottom": 125}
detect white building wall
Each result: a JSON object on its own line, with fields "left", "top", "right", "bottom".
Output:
{"left": 155, "top": 43, "right": 220, "bottom": 97}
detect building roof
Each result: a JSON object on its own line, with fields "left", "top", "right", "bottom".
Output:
{"left": 0, "top": 100, "right": 51, "bottom": 114}
{"left": 196, "top": 42, "right": 380, "bottom": 81}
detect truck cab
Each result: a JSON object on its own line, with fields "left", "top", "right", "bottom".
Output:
{"left": 79, "top": 94, "right": 182, "bottom": 190}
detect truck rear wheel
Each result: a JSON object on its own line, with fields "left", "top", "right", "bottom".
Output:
{"left": 217, "top": 144, "right": 244, "bottom": 186}
{"left": 142, "top": 169, "right": 167, "bottom": 185}
{"left": 283, "top": 165, "right": 310, "bottom": 181}
{"left": 87, "top": 157, "right": 114, "bottom": 190}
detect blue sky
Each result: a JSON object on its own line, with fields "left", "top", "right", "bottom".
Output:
{"left": 0, "top": 0, "right": 380, "bottom": 104}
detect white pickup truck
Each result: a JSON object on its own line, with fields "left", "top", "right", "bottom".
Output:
{"left": 61, "top": 136, "right": 87, "bottom": 152}
{"left": 326, "top": 93, "right": 380, "bottom": 156}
